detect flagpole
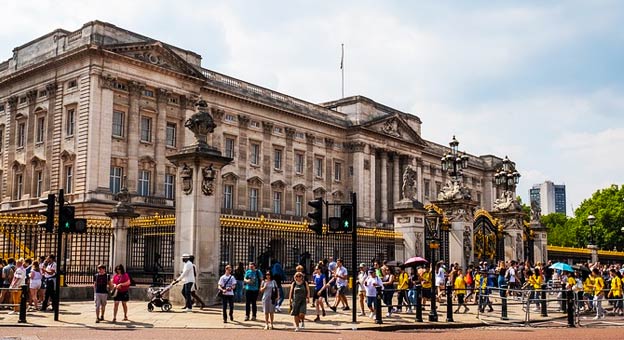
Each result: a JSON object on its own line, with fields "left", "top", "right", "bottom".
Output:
{"left": 341, "top": 43, "right": 344, "bottom": 98}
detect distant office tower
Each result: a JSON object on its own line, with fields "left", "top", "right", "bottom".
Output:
{"left": 529, "top": 181, "right": 566, "bottom": 215}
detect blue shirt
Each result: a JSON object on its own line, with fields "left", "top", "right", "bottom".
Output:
{"left": 244, "top": 269, "right": 261, "bottom": 291}
{"left": 314, "top": 273, "right": 326, "bottom": 290}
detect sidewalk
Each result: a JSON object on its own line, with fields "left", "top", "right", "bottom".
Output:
{"left": 0, "top": 299, "right": 489, "bottom": 331}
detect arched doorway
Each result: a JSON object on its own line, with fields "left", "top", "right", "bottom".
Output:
{"left": 473, "top": 210, "right": 503, "bottom": 264}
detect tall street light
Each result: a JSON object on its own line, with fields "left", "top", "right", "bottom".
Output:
{"left": 425, "top": 207, "right": 441, "bottom": 322}
{"left": 441, "top": 136, "right": 469, "bottom": 182}
{"left": 494, "top": 156, "right": 521, "bottom": 192}
{"left": 587, "top": 214, "right": 596, "bottom": 246}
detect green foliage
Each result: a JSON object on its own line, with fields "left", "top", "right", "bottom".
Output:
{"left": 546, "top": 184, "right": 624, "bottom": 250}
{"left": 517, "top": 196, "right": 531, "bottom": 223}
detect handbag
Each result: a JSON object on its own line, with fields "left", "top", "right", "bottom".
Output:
{"left": 217, "top": 275, "right": 233, "bottom": 299}
{"left": 270, "top": 284, "right": 278, "bottom": 304}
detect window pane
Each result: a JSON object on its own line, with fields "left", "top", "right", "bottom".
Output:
{"left": 166, "top": 123, "right": 176, "bottom": 147}
{"left": 274, "top": 149, "right": 282, "bottom": 169}
{"left": 165, "top": 174, "right": 175, "bottom": 199}
{"left": 225, "top": 138, "right": 234, "bottom": 158}
{"left": 140, "top": 116, "right": 152, "bottom": 142}
{"left": 249, "top": 188, "right": 258, "bottom": 211}
{"left": 110, "top": 167, "right": 123, "bottom": 194}
{"left": 112, "top": 111, "right": 124, "bottom": 137}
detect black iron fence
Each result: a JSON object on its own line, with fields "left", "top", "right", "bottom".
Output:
{"left": 127, "top": 214, "right": 175, "bottom": 285}
{"left": 0, "top": 214, "right": 112, "bottom": 285}
{"left": 219, "top": 215, "right": 400, "bottom": 280}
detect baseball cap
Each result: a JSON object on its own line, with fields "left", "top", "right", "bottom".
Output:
{"left": 359, "top": 263, "right": 366, "bottom": 267}
{"left": 368, "top": 269, "right": 374, "bottom": 273}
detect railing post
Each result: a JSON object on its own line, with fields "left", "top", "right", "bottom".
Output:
{"left": 18, "top": 285, "right": 27, "bottom": 323}
{"left": 445, "top": 282, "right": 454, "bottom": 322}
{"left": 566, "top": 289, "right": 575, "bottom": 327}
{"left": 415, "top": 285, "right": 423, "bottom": 322}
{"left": 375, "top": 286, "right": 383, "bottom": 324}
{"left": 500, "top": 284, "right": 508, "bottom": 320}
{"left": 540, "top": 283, "right": 548, "bottom": 317}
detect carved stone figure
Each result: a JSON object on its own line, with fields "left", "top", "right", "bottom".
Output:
{"left": 201, "top": 164, "right": 215, "bottom": 196}
{"left": 401, "top": 165, "right": 417, "bottom": 200}
{"left": 492, "top": 190, "right": 522, "bottom": 212}
{"left": 437, "top": 180, "right": 471, "bottom": 201}
{"left": 463, "top": 228, "right": 472, "bottom": 264}
{"left": 181, "top": 163, "right": 193, "bottom": 195}
{"left": 184, "top": 99, "right": 217, "bottom": 145}
{"left": 515, "top": 234, "right": 523, "bottom": 261}
{"left": 530, "top": 200, "right": 541, "bottom": 222}
{"left": 415, "top": 232, "right": 424, "bottom": 258}
{"left": 381, "top": 118, "right": 401, "bottom": 137}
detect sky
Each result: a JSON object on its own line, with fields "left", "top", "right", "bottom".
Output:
{"left": 1, "top": 1, "right": 623, "bottom": 215}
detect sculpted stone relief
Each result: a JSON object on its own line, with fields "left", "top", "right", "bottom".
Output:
{"left": 401, "top": 165, "right": 417, "bottom": 200}
{"left": 437, "top": 180, "right": 471, "bottom": 201}
{"left": 492, "top": 190, "right": 522, "bottom": 212}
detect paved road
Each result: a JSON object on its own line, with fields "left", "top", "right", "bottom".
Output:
{"left": 3, "top": 326, "right": 624, "bottom": 340}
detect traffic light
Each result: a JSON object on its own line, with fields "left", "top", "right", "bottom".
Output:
{"left": 59, "top": 205, "right": 75, "bottom": 233}
{"left": 307, "top": 198, "right": 324, "bottom": 236}
{"left": 340, "top": 205, "right": 353, "bottom": 232}
{"left": 38, "top": 194, "right": 56, "bottom": 233}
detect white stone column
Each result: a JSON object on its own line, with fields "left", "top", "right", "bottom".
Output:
{"left": 369, "top": 146, "right": 376, "bottom": 222}
{"left": 380, "top": 150, "right": 388, "bottom": 223}
{"left": 393, "top": 153, "right": 400, "bottom": 207}
{"left": 416, "top": 158, "right": 424, "bottom": 203}
{"left": 126, "top": 82, "right": 144, "bottom": 193}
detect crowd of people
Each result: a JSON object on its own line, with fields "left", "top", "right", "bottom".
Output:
{"left": 3, "top": 253, "right": 623, "bottom": 330}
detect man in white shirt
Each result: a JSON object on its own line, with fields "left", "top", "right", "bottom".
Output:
{"left": 9, "top": 258, "right": 26, "bottom": 315}
{"left": 41, "top": 255, "right": 57, "bottom": 312}
{"left": 176, "top": 253, "right": 195, "bottom": 312}
{"left": 357, "top": 263, "right": 368, "bottom": 316}
{"left": 329, "top": 258, "right": 349, "bottom": 311}
{"left": 364, "top": 269, "right": 382, "bottom": 319}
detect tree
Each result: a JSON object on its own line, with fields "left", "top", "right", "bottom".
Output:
{"left": 542, "top": 213, "right": 577, "bottom": 247}
{"left": 570, "top": 185, "right": 624, "bottom": 250}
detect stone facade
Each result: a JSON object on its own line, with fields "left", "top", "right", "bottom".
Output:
{"left": 0, "top": 21, "right": 505, "bottom": 228}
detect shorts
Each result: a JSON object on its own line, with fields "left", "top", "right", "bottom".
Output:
{"left": 367, "top": 296, "right": 376, "bottom": 308}
{"left": 457, "top": 293, "right": 465, "bottom": 305}
{"left": 435, "top": 277, "right": 443, "bottom": 287}
{"left": 337, "top": 286, "right": 346, "bottom": 295}
{"left": 95, "top": 293, "right": 108, "bottom": 309}
{"left": 30, "top": 280, "right": 42, "bottom": 290}
{"left": 313, "top": 288, "right": 327, "bottom": 302}
{"left": 421, "top": 288, "right": 433, "bottom": 299}
{"left": 114, "top": 290, "right": 129, "bottom": 302}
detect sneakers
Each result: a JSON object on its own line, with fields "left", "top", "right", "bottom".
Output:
{"left": 244, "top": 316, "right": 250, "bottom": 321}
{"left": 96, "top": 318, "right": 100, "bottom": 323}
{"left": 294, "top": 327, "right": 300, "bottom": 332}
{"left": 369, "top": 312, "right": 375, "bottom": 319}
{"left": 464, "top": 307, "right": 470, "bottom": 313}
{"left": 230, "top": 314, "right": 234, "bottom": 321}
{"left": 264, "top": 325, "right": 269, "bottom": 330}
{"left": 300, "top": 320, "right": 305, "bottom": 328}
{"left": 360, "top": 312, "right": 366, "bottom": 316}
{"left": 407, "top": 308, "right": 413, "bottom": 314}
{"left": 386, "top": 312, "right": 391, "bottom": 317}
{"left": 275, "top": 306, "right": 281, "bottom": 313}
{"left": 183, "top": 308, "right": 192, "bottom": 312}
{"left": 251, "top": 316, "right": 257, "bottom": 321}
{"left": 314, "top": 316, "right": 320, "bottom": 322}
{"left": 342, "top": 306, "right": 350, "bottom": 311}
{"left": 8, "top": 311, "right": 16, "bottom": 315}
{"left": 329, "top": 306, "right": 337, "bottom": 312}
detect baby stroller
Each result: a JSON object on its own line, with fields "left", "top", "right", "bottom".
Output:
{"left": 147, "top": 280, "right": 177, "bottom": 312}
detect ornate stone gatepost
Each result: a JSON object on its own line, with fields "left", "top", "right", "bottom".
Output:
{"left": 391, "top": 165, "right": 427, "bottom": 261}
{"left": 167, "top": 100, "right": 232, "bottom": 304}
{"left": 527, "top": 201, "right": 548, "bottom": 264}
{"left": 490, "top": 191, "right": 526, "bottom": 262}
{"left": 106, "top": 186, "right": 139, "bottom": 269}
{"left": 433, "top": 181, "right": 477, "bottom": 268}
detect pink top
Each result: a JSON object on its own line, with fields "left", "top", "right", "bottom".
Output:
{"left": 112, "top": 273, "right": 130, "bottom": 292}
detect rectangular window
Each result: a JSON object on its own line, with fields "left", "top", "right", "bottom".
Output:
{"left": 66, "top": 108, "right": 75, "bottom": 136}
{"left": 295, "top": 195, "right": 303, "bottom": 216}
{"left": 295, "top": 153, "right": 304, "bottom": 174}
{"left": 19, "top": 96, "right": 27, "bottom": 104}
{"left": 274, "top": 149, "right": 282, "bottom": 170}
{"left": 166, "top": 122, "right": 176, "bottom": 147}
{"left": 435, "top": 182, "right": 442, "bottom": 198}
{"left": 138, "top": 170, "right": 151, "bottom": 196}
{"left": 165, "top": 174, "right": 175, "bottom": 199}
{"left": 273, "top": 191, "right": 282, "bottom": 214}
{"left": 223, "top": 185, "right": 234, "bottom": 209}
{"left": 35, "top": 171, "right": 43, "bottom": 197}
{"left": 67, "top": 79, "right": 77, "bottom": 89}
{"left": 250, "top": 121, "right": 260, "bottom": 128}
{"left": 250, "top": 143, "right": 260, "bottom": 165}
{"left": 424, "top": 180, "right": 430, "bottom": 198}
{"left": 224, "top": 137, "right": 235, "bottom": 158}
{"left": 225, "top": 114, "right": 236, "bottom": 122}
{"left": 168, "top": 97, "right": 178, "bottom": 104}
{"left": 0, "top": 104, "right": 4, "bottom": 112}
{"left": 17, "top": 122, "right": 25, "bottom": 148}
{"left": 112, "top": 111, "right": 124, "bottom": 137}
{"left": 36, "top": 116, "right": 45, "bottom": 143}
{"left": 249, "top": 188, "right": 259, "bottom": 211}
{"left": 39, "top": 90, "right": 48, "bottom": 98}
{"left": 15, "top": 174, "right": 23, "bottom": 199}
{"left": 334, "top": 162, "right": 342, "bottom": 181}
{"left": 115, "top": 82, "right": 127, "bottom": 91}
{"left": 140, "top": 116, "right": 152, "bottom": 142}
{"left": 273, "top": 127, "right": 282, "bottom": 134}
{"left": 109, "top": 167, "right": 123, "bottom": 194}
{"left": 65, "top": 166, "right": 73, "bottom": 194}
{"left": 143, "top": 90, "right": 154, "bottom": 97}
{"left": 314, "top": 157, "right": 323, "bottom": 177}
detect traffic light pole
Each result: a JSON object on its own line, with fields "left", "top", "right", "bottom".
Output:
{"left": 351, "top": 192, "right": 357, "bottom": 325}
{"left": 54, "top": 189, "right": 64, "bottom": 322}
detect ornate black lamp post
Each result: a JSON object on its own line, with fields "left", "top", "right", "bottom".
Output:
{"left": 425, "top": 207, "right": 441, "bottom": 322}
{"left": 587, "top": 214, "right": 596, "bottom": 246}
{"left": 441, "top": 136, "right": 469, "bottom": 182}
{"left": 494, "top": 156, "right": 521, "bottom": 192}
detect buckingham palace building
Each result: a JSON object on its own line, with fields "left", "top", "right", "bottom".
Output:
{"left": 0, "top": 21, "right": 511, "bottom": 251}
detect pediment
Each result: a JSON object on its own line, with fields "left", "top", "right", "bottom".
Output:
{"left": 106, "top": 42, "right": 205, "bottom": 79}
{"left": 362, "top": 114, "right": 426, "bottom": 146}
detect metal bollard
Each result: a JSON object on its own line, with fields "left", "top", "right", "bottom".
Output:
{"left": 415, "top": 285, "right": 423, "bottom": 322}
{"left": 18, "top": 285, "right": 27, "bottom": 323}
{"left": 500, "top": 284, "right": 508, "bottom": 320}
{"left": 540, "top": 284, "right": 548, "bottom": 317}
{"left": 375, "top": 286, "right": 383, "bottom": 324}
{"left": 446, "top": 283, "right": 454, "bottom": 322}
{"left": 566, "top": 290, "right": 575, "bottom": 327}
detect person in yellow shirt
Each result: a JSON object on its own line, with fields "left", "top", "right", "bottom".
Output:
{"left": 527, "top": 268, "right": 544, "bottom": 312}
{"left": 421, "top": 266, "right": 433, "bottom": 309}
{"left": 609, "top": 269, "right": 623, "bottom": 316}
{"left": 590, "top": 268, "right": 606, "bottom": 319}
{"left": 453, "top": 269, "right": 469, "bottom": 313}
{"left": 396, "top": 266, "right": 411, "bottom": 313}
{"left": 583, "top": 274, "right": 595, "bottom": 312}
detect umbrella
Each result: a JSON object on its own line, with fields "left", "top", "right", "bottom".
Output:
{"left": 404, "top": 256, "right": 428, "bottom": 266}
{"left": 550, "top": 262, "right": 574, "bottom": 272}
{"left": 384, "top": 260, "right": 403, "bottom": 267}
{"left": 572, "top": 264, "right": 591, "bottom": 274}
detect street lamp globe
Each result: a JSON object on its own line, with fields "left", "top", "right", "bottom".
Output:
{"left": 587, "top": 214, "right": 596, "bottom": 246}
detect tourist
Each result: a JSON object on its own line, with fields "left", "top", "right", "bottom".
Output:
{"left": 381, "top": 266, "right": 396, "bottom": 317}
{"left": 329, "top": 258, "right": 349, "bottom": 312}
{"left": 40, "top": 255, "right": 57, "bottom": 312}
{"left": 289, "top": 271, "right": 309, "bottom": 331}
{"left": 590, "top": 268, "right": 606, "bottom": 319}
{"left": 233, "top": 262, "right": 245, "bottom": 303}
{"left": 111, "top": 264, "right": 131, "bottom": 322}
{"left": 312, "top": 265, "right": 327, "bottom": 321}
{"left": 175, "top": 253, "right": 195, "bottom": 312}
{"left": 93, "top": 264, "right": 110, "bottom": 323}
{"left": 271, "top": 259, "right": 285, "bottom": 312}
{"left": 8, "top": 258, "right": 26, "bottom": 315}
{"left": 396, "top": 266, "right": 411, "bottom": 313}
{"left": 356, "top": 263, "right": 368, "bottom": 316}
{"left": 243, "top": 262, "right": 261, "bottom": 321}
{"left": 29, "top": 261, "right": 42, "bottom": 312}
{"left": 364, "top": 269, "right": 382, "bottom": 319}
{"left": 453, "top": 268, "right": 469, "bottom": 313}
{"left": 260, "top": 270, "right": 278, "bottom": 329}
{"left": 608, "top": 268, "right": 622, "bottom": 315}
{"left": 217, "top": 264, "right": 236, "bottom": 323}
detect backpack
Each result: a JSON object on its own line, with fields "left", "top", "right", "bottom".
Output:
{"left": 465, "top": 272, "right": 473, "bottom": 285}
{"left": 270, "top": 284, "right": 278, "bottom": 304}
{"left": 4, "top": 265, "right": 15, "bottom": 283}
